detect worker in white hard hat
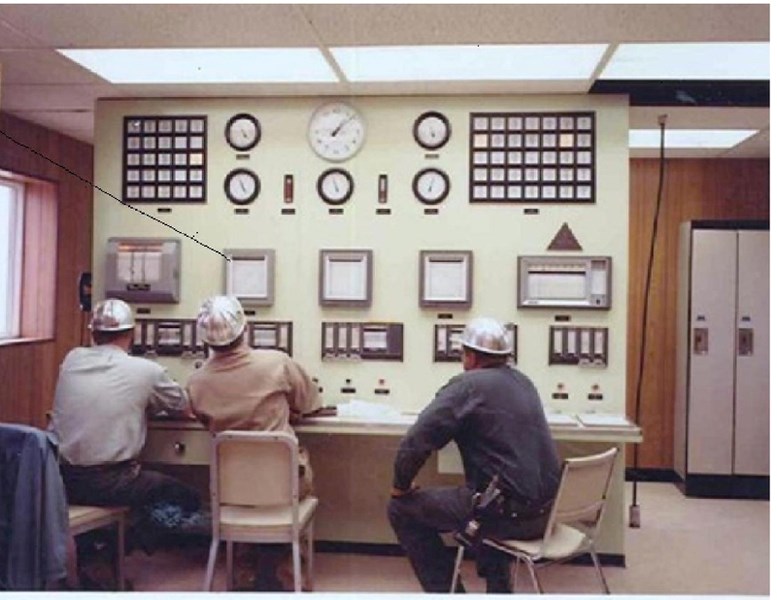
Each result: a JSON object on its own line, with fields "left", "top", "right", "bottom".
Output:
{"left": 50, "top": 298, "right": 200, "bottom": 580}
{"left": 186, "top": 295, "right": 321, "bottom": 591}
{"left": 388, "top": 317, "right": 560, "bottom": 593}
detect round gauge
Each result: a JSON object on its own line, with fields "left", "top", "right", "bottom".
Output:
{"left": 412, "top": 168, "right": 450, "bottom": 205}
{"left": 224, "top": 168, "right": 260, "bottom": 205}
{"left": 317, "top": 168, "right": 354, "bottom": 205}
{"left": 225, "top": 113, "right": 261, "bottom": 151}
{"left": 413, "top": 111, "right": 451, "bottom": 150}
{"left": 308, "top": 102, "right": 366, "bottom": 162}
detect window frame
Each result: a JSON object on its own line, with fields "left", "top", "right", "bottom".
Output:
{"left": 0, "top": 177, "right": 25, "bottom": 340}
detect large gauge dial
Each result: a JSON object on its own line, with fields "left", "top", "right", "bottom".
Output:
{"left": 224, "top": 168, "right": 260, "bottom": 205}
{"left": 413, "top": 111, "right": 451, "bottom": 150}
{"left": 225, "top": 113, "right": 261, "bottom": 151}
{"left": 317, "top": 168, "right": 354, "bottom": 205}
{"left": 412, "top": 167, "right": 450, "bottom": 205}
{"left": 308, "top": 102, "right": 366, "bottom": 162}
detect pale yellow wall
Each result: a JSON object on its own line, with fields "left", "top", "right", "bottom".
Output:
{"left": 93, "top": 94, "right": 629, "bottom": 416}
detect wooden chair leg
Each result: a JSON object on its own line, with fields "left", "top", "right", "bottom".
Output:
{"left": 521, "top": 555, "right": 542, "bottom": 593}
{"left": 116, "top": 515, "right": 126, "bottom": 591}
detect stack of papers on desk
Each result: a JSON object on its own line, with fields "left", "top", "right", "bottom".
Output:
{"left": 576, "top": 413, "right": 632, "bottom": 427}
{"left": 544, "top": 412, "right": 581, "bottom": 427}
{"left": 336, "top": 399, "right": 413, "bottom": 424}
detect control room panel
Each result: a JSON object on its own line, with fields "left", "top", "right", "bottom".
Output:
{"left": 92, "top": 94, "right": 629, "bottom": 416}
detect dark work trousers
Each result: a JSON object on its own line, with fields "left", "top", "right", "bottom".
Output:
{"left": 388, "top": 485, "right": 514, "bottom": 594}
{"left": 60, "top": 460, "right": 200, "bottom": 512}
{"left": 61, "top": 460, "right": 200, "bottom": 551}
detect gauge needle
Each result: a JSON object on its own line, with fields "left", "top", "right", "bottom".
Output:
{"left": 332, "top": 114, "right": 356, "bottom": 136}
{"left": 240, "top": 179, "right": 247, "bottom": 192}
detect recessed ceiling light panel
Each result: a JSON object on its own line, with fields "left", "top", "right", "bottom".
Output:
{"left": 601, "top": 43, "right": 769, "bottom": 80}
{"left": 629, "top": 129, "right": 758, "bottom": 149}
{"left": 331, "top": 44, "right": 607, "bottom": 82}
{"left": 57, "top": 48, "right": 338, "bottom": 83}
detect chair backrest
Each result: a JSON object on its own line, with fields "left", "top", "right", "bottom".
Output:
{"left": 210, "top": 430, "right": 299, "bottom": 509}
{"left": 542, "top": 447, "right": 618, "bottom": 546}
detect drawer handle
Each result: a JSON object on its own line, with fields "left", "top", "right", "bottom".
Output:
{"left": 173, "top": 442, "right": 186, "bottom": 455}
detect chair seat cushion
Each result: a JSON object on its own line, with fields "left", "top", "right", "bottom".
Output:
{"left": 485, "top": 523, "right": 587, "bottom": 560}
{"left": 220, "top": 496, "right": 318, "bottom": 539}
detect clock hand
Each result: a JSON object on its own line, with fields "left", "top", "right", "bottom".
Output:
{"left": 332, "top": 114, "right": 356, "bottom": 136}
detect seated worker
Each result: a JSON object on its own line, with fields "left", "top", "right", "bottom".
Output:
{"left": 388, "top": 317, "right": 561, "bottom": 594}
{"left": 186, "top": 295, "right": 321, "bottom": 590}
{"left": 49, "top": 299, "right": 201, "bottom": 581}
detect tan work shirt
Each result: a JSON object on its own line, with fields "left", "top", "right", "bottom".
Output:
{"left": 186, "top": 345, "right": 321, "bottom": 434}
{"left": 186, "top": 344, "right": 321, "bottom": 495}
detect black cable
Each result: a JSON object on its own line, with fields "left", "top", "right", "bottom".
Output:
{"left": 630, "top": 115, "right": 668, "bottom": 525}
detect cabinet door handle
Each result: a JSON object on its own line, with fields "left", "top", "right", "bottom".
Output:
{"left": 173, "top": 442, "right": 186, "bottom": 455}
{"left": 738, "top": 328, "right": 754, "bottom": 356}
{"left": 693, "top": 328, "right": 709, "bottom": 355}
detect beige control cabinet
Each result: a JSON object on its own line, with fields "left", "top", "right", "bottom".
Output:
{"left": 674, "top": 221, "right": 769, "bottom": 498}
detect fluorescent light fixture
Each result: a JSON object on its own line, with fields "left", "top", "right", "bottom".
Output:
{"left": 57, "top": 48, "right": 338, "bottom": 83}
{"left": 629, "top": 129, "right": 758, "bottom": 149}
{"left": 331, "top": 44, "right": 607, "bottom": 81}
{"left": 601, "top": 43, "right": 769, "bottom": 80}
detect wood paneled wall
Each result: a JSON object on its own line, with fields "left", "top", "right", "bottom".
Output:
{"left": 0, "top": 117, "right": 769, "bottom": 473}
{"left": 0, "top": 112, "right": 94, "bottom": 428}
{"left": 628, "top": 158, "right": 770, "bottom": 469}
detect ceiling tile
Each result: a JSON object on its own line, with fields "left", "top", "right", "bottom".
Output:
{"left": 0, "top": 5, "right": 314, "bottom": 48}
{"left": 0, "top": 49, "right": 105, "bottom": 84}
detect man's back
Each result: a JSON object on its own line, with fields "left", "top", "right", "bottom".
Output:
{"left": 187, "top": 346, "right": 320, "bottom": 434}
{"left": 51, "top": 345, "right": 185, "bottom": 465}
{"left": 450, "top": 365, "right": 559, "bottom": 504}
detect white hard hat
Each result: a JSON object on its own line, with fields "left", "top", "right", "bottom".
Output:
{"left": 197, "top": 295, "right": 246, "bottom": 347}
{"left": 90, "top": 298, "right": 135, "bottom": 332}
{"left": 460, "top": 317, "right": 512, "bottom": 355}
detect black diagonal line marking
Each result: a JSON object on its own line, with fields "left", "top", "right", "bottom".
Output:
{"left": 0, "top": 128, "right": 229, "bottom": 261}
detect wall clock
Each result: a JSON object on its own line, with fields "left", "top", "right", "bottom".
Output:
{"left": 225, "top": 113, "right": 261, "bottom": 152}
{"left": 413, "top": 111, "right": 451, "bottom": 150}
{"left": 412, "top": 167, "right": 450, "bottom": 205}
{"left": 224, "top": 168, "right": 260, "bottom": 205}
{"left": 308, "top": 102, "right": 366, "bottom": 162}
{"left": 317, "top": 168, "right": 354, "bottom": 205}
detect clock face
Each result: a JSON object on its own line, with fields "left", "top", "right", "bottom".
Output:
{"left": 412, "top": 167, "right": 450, "bottom": 205}
{"left": 317, "top": 168, "right": 354, "bottom": 205}
{"left": 225, "top": 113, "right": 261, "bottom": 151}
{"left": 413, "top": 111, "right": 451, "bottom": 150}
{"left": 224, "top": 168, "right": 260, "bottom": 205}
{"left": 308, "top": 102, "right": 366, "bottom": 162}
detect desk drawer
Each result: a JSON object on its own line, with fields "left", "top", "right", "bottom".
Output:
{"left": 142, "top": 428, "right": 212, "bottom": 466}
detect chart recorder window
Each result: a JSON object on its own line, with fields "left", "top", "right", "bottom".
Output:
{"left": 0, "top": 171, "right": 57, "bottom": 343}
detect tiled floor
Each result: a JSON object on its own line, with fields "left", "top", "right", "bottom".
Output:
{"left": 122, "top": 482, "right": 769, "bottom": 595}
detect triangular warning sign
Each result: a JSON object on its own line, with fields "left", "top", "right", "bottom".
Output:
{"left": 547, "top": 223, "right": 582, "bottom": 251}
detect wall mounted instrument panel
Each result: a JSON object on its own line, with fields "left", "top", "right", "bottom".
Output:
{"left": 322, "top": 322, "right": 403, "bottom": 361}
{"left": 224, "top": 249, "right": 275, "bottom": 306}
{"left": 549, "top": 325, "right": 609, "bottom": 366}
{"left": 105, "top": 238, "right": 181, "bottom": 303}
{"left": 132, "top": 318, "right": 292, "bottom": 357}
{"left": 434, "top": 323, "right": 518, "bottom": 363}
{"left": 469, "top": 112, "right": 595, "bottom": 203}
{"left": 517, "top": 256, "right": 611, "bottom": 309}
{"left": 122, "top": 115, "right": 207, "bottom": 203}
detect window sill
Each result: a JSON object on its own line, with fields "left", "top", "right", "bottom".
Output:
{"left": 0, "top": 336, "right": 54, "bottom": 348}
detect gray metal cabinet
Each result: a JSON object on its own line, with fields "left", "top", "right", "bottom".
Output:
{"left": 674, "top": 221, "right": 769, "bottom": 498}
